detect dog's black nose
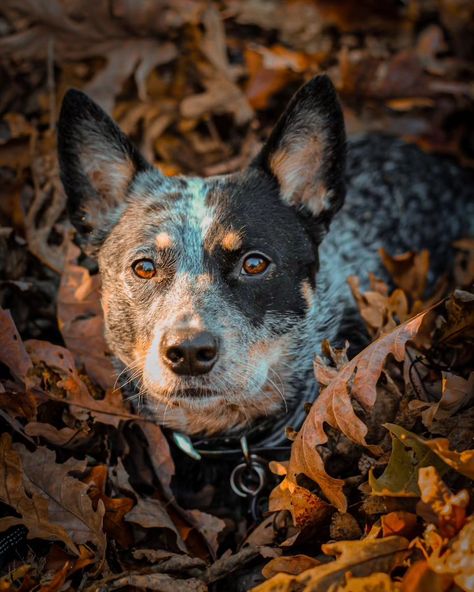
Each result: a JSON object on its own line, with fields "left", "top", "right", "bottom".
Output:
{"left": 160, "top": 329, "right": 218, "bottom": 376}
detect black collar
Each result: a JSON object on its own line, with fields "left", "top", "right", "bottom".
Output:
{"left": 170, "top": 378, "right": 317, "bottom": 461}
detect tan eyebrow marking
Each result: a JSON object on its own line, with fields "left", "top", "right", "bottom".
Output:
{"left": 155, "top": 232, "right": 173, "bottom": 250}
{"left": 221, "top": 230, "right": 242, "bottom": 252}
{"left": 300, "top": 279, "right": 315, "bottom": 308}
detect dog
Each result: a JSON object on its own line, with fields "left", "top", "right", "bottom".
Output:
{"left": 57, "top": 75, "right": 474, "bottom": 440}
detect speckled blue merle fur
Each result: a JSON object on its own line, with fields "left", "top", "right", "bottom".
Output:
{"left": 58, "top": 76, "right": 474, "bottom": 437}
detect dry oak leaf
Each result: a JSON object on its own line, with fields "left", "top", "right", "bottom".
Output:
{"left": 106, "top": 572, "right": 207, "bottom": 592}
{"left": 57, "top": 241, "right": 117, "bottom": 391}
{"left": 331, "top": 572, "right": 400, "bottom": 591}
{"left": 269, "top": 465, "right": 331, "bottom": 529}
{"left": 125, "top": 496, "right": 188, "bottom": 553}
{"left": 0, "top": 308, "right": 33, "bottom": 386}
{"left": 369, "top": 424, "right": 449, "bottom": 497}
{"left": 261, "top": 555, "right": 321, "bottom": 579}
{"left": 400, "top": 560, "right": 452, "bottom": 592}
{"left": 279, "top": 310, "right": 427, "bottom": 512}
{"left": 428, "top": 517, "right": 474, "bottom": 592}
{"left": 83, "top": 466, "right": 134, "bottom": 548}
{"left": 132, "top": 549, "right": 206, "bottom": 572}
{"left": 381, "top": 511, "right": 418, "bottom": 538}
{"left": 379, "top": 248, "right": 430, "bottom": 302}
{"left": 417, "top": 466, "right": 469, "bottom": 538}
{"left": 26, "top": 339, "right": 137, "bottom": 427}
{"left": 349, "top": 274, "right": 410, "bottom": 338}
{"left": 251, "top": 536, "right": 410, "bottom": 592}
{"left": 0, "top": 434, "right": 105, "bottom": 559}
{"left": 412, "top": 371, "right": 474, "bottom": 430}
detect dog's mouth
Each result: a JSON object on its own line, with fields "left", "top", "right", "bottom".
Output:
{"left": 170, "top": 388, "right": 222, "bottom": 399}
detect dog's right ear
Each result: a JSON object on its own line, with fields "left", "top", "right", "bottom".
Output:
{"left": 58, "top": 89, "right": 151, "bottom": 242}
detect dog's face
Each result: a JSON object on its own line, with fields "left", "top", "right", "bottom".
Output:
{"left": 58, "top": 76, "right": 346, "bottom": 435}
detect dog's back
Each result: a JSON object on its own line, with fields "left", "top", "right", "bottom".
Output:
{"left": 338, "top": 134, "right": 473, "bottom": 282}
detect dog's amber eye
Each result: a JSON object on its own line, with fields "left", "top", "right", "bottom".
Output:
{"left": 132, "top": 259, "right": 156, "bottom": 279}
{"left": 241, "top": 254, "right": 270, "bottom": 276}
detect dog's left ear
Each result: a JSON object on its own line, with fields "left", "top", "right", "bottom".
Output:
{"left": 57, "top": 89, "right": 151, "bottom": 239}
{"left": 252, "top": 75, "right": 346, "bottom": 222}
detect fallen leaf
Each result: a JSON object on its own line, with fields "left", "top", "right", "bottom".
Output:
{"left": 185, "top": 509, "right": 226, "bottom": 557}
{"left": 0, "top": 308, "right": 33, "bottom": 385}
{"left": 417, "top": 466, "right": 469, "bottom": 537}
{"left": 332, "top": 572, "right": 400, "bottom": 591}
{"left": 278, "top": 311, "right": 427, "bottom": 513}
{"left": 380, "top": 249, "right": 430, "bottom": 302}
{"left": 251, "top": 536, "right": 410, "bottom": 592}
{"left": 381, "top": 512, "right": 418, "bottom": 538}
{"left": 0, "top": 434, "right": 105, "bottom": 559}
{"left": 369, "top": 424, "right": 449, "bottom": 497}
{"left": 25, "top": 339, "right": 137, "bottom": 426}
{"left": 261, "top": 555, "right": 320, "bottom": 579}
{"left": 414, "top": 372, "right": 474, "bottom": 429}
{"left": 269, "top": 473, "right": 331, "bottom": 529}
{"left": 401, "top": 560, "right": 452, "bottom": 592}
{"left": 57, "top": 241, "right": 116, "bottom": 391}
{"left": 106, "top": 572, "right": 207, "bottom": 592}
{"left": 125, "top": 496, "right": 187, "bottom": 553}
{"left": 83, "top": 466, "right": 134, "bottom": 548}
{"left": 132, "top": 548, "right": 206, "bottom": 572}
{"left": 428, "top": 517, "right": 474, "bottom": 591}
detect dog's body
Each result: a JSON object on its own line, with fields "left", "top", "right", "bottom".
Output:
{"left": 58, "top": 77, "right": 474, "bottom": 439}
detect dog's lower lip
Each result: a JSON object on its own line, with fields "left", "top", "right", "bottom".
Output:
{"left": 176, "top": 388, "right": 220, "bottom": 398}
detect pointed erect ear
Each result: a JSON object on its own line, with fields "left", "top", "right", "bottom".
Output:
{"left": 252, "top": 75, "right": 346, "bottom": 222}
{"left": 57, "top": 89, "right": 151, "bottom": 239}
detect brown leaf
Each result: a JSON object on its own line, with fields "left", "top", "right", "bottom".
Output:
{"left": 381, "top": 512, "right": 418, "bottom": 538}
{"left": 245, "top": 45, "right": 308, "bottom": 110}
{"left": 278, "top": 311, "right": 427, "bottom": 512}
{"left": 83, "top": 466, "right": 134, "bottom": 548}
{"left": 132, "top": 549, "right": 206, "bottom": 572}
{"left": 106, "top": 572, "right": 207, "bottom": 592}
{"left": 417, "top": 466, "right": 469, "bottom": 537}
{"left": 185, "top": 509, "right": 226, "bottom": 557}
{"left": 331, "top": 572, "right": 400, "bottom": 591}
{"left": 401, "top": 561, "right": 452, "bottom": 592}
{"left": 18, "top": 443, "right": 105, "bottom": 556}
{"left": 0, "top": 434, "right": 105, "bottom": 559}
{"left": 25, "top": 339, "right": 137, "bottom": 426}
{"left": 380, "top": 249, "right": 430, "bottom": 302}
{"left": 427, "top": 517, "right": 474, "bottom": 591}
{"left": 262, "top": 555, "right": 320, "bottom": 579}
{"left": 25, "top": 422, "right": 90, "bottom": 448}
{"left": 57, "top": 241, "right": 116, "bottom": 391}
{"left": 137, "top": 421, "right": 175, "bottom": 495}
{"left": 269, "top": 475, "right": 331, "bottom": 529}
{"left": 417, "top": 436, "right": 474, "bottom": 480}
{"left": 251, "top": 536, "right": 410, "bottom": 592}
{"left": 0, "top": 308, "right": 33, "bottom": 385}
{"left": 414, "top": 372, "right": 474, "bottom": 429}
{"left": 125, "top": 496, "right": 187, "bottom": 553}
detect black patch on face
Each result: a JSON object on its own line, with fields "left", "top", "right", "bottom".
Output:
{"left": 203, "top": 170, "right": 318, "bottom": 328}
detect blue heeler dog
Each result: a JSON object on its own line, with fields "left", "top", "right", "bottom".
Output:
{"left": 57, "top": 76, "right": 473, "bottom": 446}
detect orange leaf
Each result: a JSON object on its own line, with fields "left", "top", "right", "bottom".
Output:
{"left": 281, "top": 310, "right": 427, "bottom": 512}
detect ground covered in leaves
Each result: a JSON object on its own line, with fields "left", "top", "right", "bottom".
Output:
{"left": 0, "top": 1, "right": 473, "bottom": 591}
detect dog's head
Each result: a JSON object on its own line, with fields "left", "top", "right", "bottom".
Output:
{"left": 58, "top": 76, "right": 346, "bottom": 435}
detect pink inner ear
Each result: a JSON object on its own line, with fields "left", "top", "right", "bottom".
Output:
{"left": 82, "top": 151, "right": 134, "bottom": 203}
{"left": 270, "top": 135, "right": 328, "bottom": 216}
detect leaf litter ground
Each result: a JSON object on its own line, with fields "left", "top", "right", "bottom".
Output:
{"left": 0, "top": 1, "right": 473, "bottom": 591}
